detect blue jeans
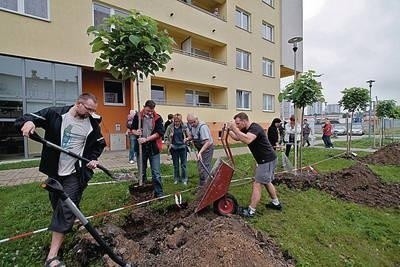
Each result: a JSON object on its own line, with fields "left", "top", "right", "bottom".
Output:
{"left": 128, "top": 135, "right": 137, "bottom": 161}
{"left": 322, "top": 135, "right": 333, "bottom": 148}
{"left": 141, "top": 152, "right": 163, "bottom": 197}
{"left": 171, "top": 146, "right": 188, "bottom": 183}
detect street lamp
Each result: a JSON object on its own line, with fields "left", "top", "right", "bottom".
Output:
{"left": 288, "top": 36, "right": 303, "bottom": 173}
{"left": 366, "top": 80, "right": 375, "bottom": 138}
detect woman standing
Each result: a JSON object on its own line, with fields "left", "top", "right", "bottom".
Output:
{"left": 284, "top": 115, "right": 301, "bottom": 157}
{"left": 267, "top": 118, "right": 282, "bottom": 150}
{"left": 165, "top": 114, "right": 190, "bottom": 185}
{"left": 126, "top": 110, "right": 137, "bottom": 164}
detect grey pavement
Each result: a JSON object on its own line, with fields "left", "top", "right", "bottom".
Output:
{"left": 0, "top": 146, "right": 252, "bottom": 186}
{"left": 0, "top": 137, "right": 376, "bottom": 187}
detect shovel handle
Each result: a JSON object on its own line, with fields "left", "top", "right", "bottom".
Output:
{"left": 29, "top": 132, "right": 115, "bottom": 180}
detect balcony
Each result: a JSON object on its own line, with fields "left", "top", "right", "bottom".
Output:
{"left": 151, "top": 78, "right": 228, "bottom": 109}
{"left": 177, "top": 0, "right": 227, "bottom": 21}
{"left": 172, "top": 48, "right": 226, "bottom": 65}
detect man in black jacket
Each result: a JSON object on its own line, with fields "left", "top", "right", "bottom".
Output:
{"left": 129, "top": 100, "right": 165, "bottom": 197}
{"left": 15, "top": 93, "right": 106, "bottom": 267}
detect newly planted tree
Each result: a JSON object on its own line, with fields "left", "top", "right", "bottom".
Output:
{"left": 87, "top": 10, "right": 174, "bottom": 184}
{"left": 338, "top": 87, "right": 369, "bottom": 155}
{"left": 375, "top": 100, "right": 396, "bottom": 146}
{"left": 280, "top": 70, "right": 324, "bottom": 171}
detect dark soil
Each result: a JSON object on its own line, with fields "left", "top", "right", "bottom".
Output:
{"left": 72, "top": 205, "right": 295, "bottom": 267}
{"left": 69, "top": 144, "right": 399, "bottom": 266}
{"left": 275, "top": 143, "right": 400, "bottom": 209}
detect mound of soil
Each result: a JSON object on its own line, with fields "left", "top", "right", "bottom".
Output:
{"left": 361, "top": 142, "right": 400, "bottom": 165}
{"left": 72, "top": 206, "right": 295, "bottom": 267}
{"left": 275, "top": 163, "right": 400, "bottom": 209}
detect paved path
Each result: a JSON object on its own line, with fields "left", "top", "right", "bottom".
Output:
{"left": 0, "top": 147, "right": 251, "bottom": 186}
{"left": 0, "top": 139, "right": 377, "bottom": 186}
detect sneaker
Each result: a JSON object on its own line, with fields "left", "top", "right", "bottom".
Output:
{"left": 266, "top": 202, "right": 282, "bottom": 211}
{"left": 174, "top": 181, "right": 178, "bottom": 185}
{"left": 183, "top": 181, "right": 187, "bottom": 186}
{"left": 239, "top": 207, "right": 255, "bottom": 218}
{"left": 129, "top": 160, "right": 134, "bottom": 164}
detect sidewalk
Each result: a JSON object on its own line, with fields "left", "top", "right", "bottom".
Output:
{"left": 0, "top": 147, "right": 251, "bottom": 186}
{"left": 0, "top": 142, "right": 376, "bottom": 187}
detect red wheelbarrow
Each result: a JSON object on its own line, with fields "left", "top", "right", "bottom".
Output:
{"left": 194, "top": 126, "right": 238, "bottom": 215}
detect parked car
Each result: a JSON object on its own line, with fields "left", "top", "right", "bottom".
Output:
{"left": 349, "top": 124, "right": 364, "bottom": 136}
{"left": 333, "top": 125, "right": 347, "bottom": 136}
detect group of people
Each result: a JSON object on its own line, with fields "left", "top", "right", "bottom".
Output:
{"left": 16, "top": 95, "right": 284, "bottom": 266}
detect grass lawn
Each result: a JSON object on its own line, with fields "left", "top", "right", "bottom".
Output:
{"left": 369, "top": 164, "right": 400, "bottom": 184}
{"left": 1, "top": 149, "right": 399, "bottom": 266}
{"left": 333, "top": 137, "right": 399, "bottom": 149}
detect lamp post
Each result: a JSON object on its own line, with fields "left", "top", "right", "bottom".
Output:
{"left": 288, "top": 36, "right": 303, "bottom": 173}
{"left": 366, "top": 80, "right": 375, "bottom": 139}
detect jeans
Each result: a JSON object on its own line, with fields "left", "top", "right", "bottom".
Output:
{"left": 171, "top": 146, "right": 188, "bottom": 183}
{"left": 197, "top": 144, "right": 214, "bottom": 186}
{"left": 141, "top": 152, "right": 163, "bottom": 197}
{"left": 322, "top": 135, "right": 333, "bottom": 148}
{"left": 128, "top": 134, "right": 137, "bottom": 161}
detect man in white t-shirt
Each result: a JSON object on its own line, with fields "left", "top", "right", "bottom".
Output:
{"left": 16, "top": 93, "right": 106, "bottom": 267}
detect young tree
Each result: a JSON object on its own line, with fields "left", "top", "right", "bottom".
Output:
{"left": 279, "top": 70, "right": 324, "bottom": 172}
{"left": 375, "top": 100, "right": 396, "bottom": 146}
{"left": 338, "top": 87, "right": 369, "bottom": 155}
{"left": 87, "top": 10, "right": 174, "bottom": 185}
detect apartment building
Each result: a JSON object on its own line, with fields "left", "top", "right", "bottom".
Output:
{"left": 0, "top": 0, "right": 302, "bottom": 159}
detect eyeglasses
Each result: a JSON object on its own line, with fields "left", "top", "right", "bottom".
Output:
{"left": 80, "top": 102, "right": 96, "bottom": 113}
{"left": 187, "top": 120, "right": 196, "bottom": 125}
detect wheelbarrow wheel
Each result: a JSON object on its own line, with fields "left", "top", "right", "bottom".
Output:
{"left": 213, "top": 193, "right": 238, "bottom": 216}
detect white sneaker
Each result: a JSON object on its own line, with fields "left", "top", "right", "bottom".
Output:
{"left": 174, "top": 181, "right": 178, "bottom": 185}
{"left": 129, "top": 160, "right": 134, "bottom": 164}
{"left": 183, "top": 181, "right": 187, "bottom": 186}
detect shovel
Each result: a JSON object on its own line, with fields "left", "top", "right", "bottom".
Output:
{"left": 29, "top": 132, "right": 115, "bottom": 180}
{"left": 41, "top": 178, "right": 133, "bottom": 267}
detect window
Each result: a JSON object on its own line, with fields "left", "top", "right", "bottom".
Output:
{"left": 263, "top": 94, "right": 274, "bottom": 111}
{"left": 262, "top": 21, "right": 274, "bottom": 42}
{"left": 236, "top": 90, "right": 251, "bottom": 110}
{"left": 104, "top": 80, "right": 124, "bottom": 105}
{"left": 55, "top": 64, "right": 79, "bottom": 102}
{"left": 0, "top": 55, "right": 23, "bottom": 98}
{"left": 151, "top": 85, "right": 165, "bottom": 104}
{"left": 25, "top": 60, "right": 53, "bottom": 100}
{"left": 236, "top": 49, "right": 251, "bottom": 71}
{"left": 262, "top": 0, "right": 274, "bottom": 7}
{"left": 93, "top": 3, "right": 129, "bottom": 28}
{"left": 235, "top": 8, "right": 250, "bottom": 31}
{"left": 262, "top": 58, "right": 274, "bottom": 77}
{"left": 0, "top": 0, "right": 49, "bottom": 19}
{"left": 185, "top": 90, "right": 210, "bottom": 106}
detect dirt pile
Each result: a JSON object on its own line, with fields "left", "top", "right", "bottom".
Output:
{"left": 275, "top": 162, "right": 400, "bottom": 209}
{"left": 361, "top": 142, "right": 400, "bottom": 165}
{"left": 72, "top": 206, "right": 294, "bottom": 267}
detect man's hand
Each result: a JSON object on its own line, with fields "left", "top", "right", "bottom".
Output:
{"left": 86, "top": 160, "right": 99, "bottom": 169}
{"left": 138, "top": 137, "right": 147, "bottom": 144}
{"left": 21, "top": 121, "right": 36, "bottom": 137}
{"left": 197, "top": 151, "right": 203, "bottom": 162}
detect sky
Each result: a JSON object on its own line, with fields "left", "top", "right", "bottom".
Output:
{"left": 295, "top": 0, "right": 400, "bottom": 105}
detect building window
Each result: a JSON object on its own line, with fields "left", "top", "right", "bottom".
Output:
{"left": 263, "top": 94, "right": 274, "bottom": 111}
{"left": 262, "top": 21, "right": 274, "bottom": 42}
{"left": 55, "top": 64, "right": 79, "bottom": 103}
{"left": 236, "top": 90, "right": 251, "bottom": 110}
{"left": 93, "top": 2, "right": 128, "bottom": 29}
{"left": 0, "top": 0, "right": 49, "bottom": 19}
{"left": 262, "top": 58, "right": 274, "bottom": 77}
{"left": 185, "top": 90, "right": 210, "bottom": 106}
{"left": 235, "top": 8, "right": 250, "bottom": 31}
{"left": 151, "top": 85, "right": 165, "bottom": 104}
{"left": 25, "top": 60, "right": 53, "bottom": 100}
{"left": 236, "top": 49, "right": 251, "bottom": 71}
{"left": 262, "top": 0, "right": 274, "bottom": 7}
{"left": 104, "top": 80, "right": 124, "bottom": 105}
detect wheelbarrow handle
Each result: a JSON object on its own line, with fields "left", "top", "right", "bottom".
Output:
{"left": 29, "top": 132, "right": 115, "bottom": 179}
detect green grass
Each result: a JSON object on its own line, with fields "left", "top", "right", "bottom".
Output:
{"left": 0, "top": 159, "right": 40, "bottom": 171}
{"left": 333, "top": 137, "right": 398, "bottom": 149}
{"left": 1, "top": 148, "right": 399, "bottom": 266}
{"left": 369, "top": 165, "right": 400, "bottom": 184}
{"left": 230, "top": 185, "right": 400, "bottom": 267}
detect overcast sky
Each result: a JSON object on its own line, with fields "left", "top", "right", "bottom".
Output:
{"left": 297, "top": 0, "right": 400, "bottom": 105}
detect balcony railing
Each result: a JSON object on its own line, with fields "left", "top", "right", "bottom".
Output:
{"left": 172, "top": 48, "right": 226, "bottom": 65}
{"left": 177, "top": 0, "right": 226, "bottom": 21}
{"left": 154, "top": 99, "right": 227, "bottom": 109}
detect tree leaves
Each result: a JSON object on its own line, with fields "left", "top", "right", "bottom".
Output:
{"left": 87, "top": 9, "right": 174, "bottom": 81}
